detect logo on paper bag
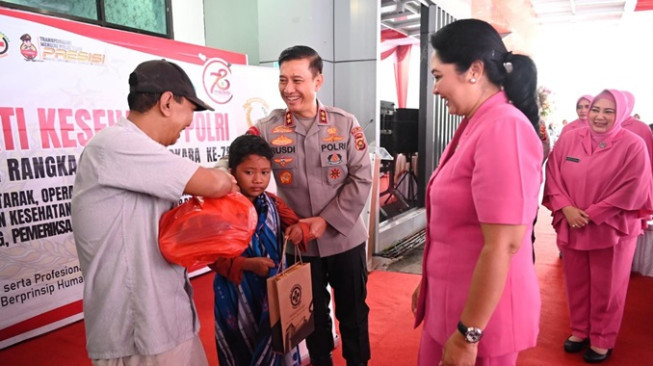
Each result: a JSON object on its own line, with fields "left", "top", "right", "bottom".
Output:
{"left": 203, "top": 58, "right": 233, "bottom": 104}
{"left": 290, "top": 284, "right": 302, "bottom": 308}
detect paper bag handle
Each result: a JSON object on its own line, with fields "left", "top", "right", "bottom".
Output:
{"left": 277, "top": 236, "right": 304, "bottom": 274}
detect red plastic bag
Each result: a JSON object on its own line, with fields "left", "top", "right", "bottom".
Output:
{"left": 158, "top": 192, "right": 256, "bottom": 268}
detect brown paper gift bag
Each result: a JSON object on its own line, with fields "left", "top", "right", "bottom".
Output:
{"left": 267, "top": 239, "right": 315, "bottom": 354}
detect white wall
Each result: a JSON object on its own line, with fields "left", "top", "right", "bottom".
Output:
{"left": 533, "top": 19, "right": 653, "bottom": 126}
{"left": 256, "top": 0, "right": 379, "bottom": 141}
{"left": 203, "top": 0, "right": 259, "bottom": 64}
{"left": 257, "top": 0, "right": 335, "bottom": 105}
{"left": 333, "top": 0, "right": 379, "bottom": 137}
{"left": 258, "top": 0, "right": 335, "bottom": 64}
{"left": 171, "top": 0, "right": 206, "bottom": 45}
{"left": 438, "top": 0, "right": 471, "bottom": 20}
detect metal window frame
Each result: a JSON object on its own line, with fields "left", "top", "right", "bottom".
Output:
{"left": 417, "top": 3, "right": 462, "bottom": 207}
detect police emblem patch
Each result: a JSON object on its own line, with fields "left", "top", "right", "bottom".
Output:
{"left": 271, "top": 135, "right": 293, "bottom": 146}
{"left": 323, "top": 126, "right": 344, "bottom": 142}
{"left": 279, "top": 170, "right": 293, "bottom": 185}
{"left": 273, "top": 156, "right": 294, "bottom": 167}
{"left": 355, "top": 136, "right": 366, "bottom": 151}
{"left": 329, "top": 168, "right": 342, "bottom": 180}
{"left": 350, "top": 126, "right": 363, "bottom": 136}
{"left": 328, "top": 154, "right": 342, "bottom": 165}
{"left": 351, "top": 126, "right": 367, "bottom": 150}
{"left": 272, "top": 125, "right": 294, "bottom": 134}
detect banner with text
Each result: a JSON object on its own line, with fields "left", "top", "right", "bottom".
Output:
{"left": 0, "top": 6, "right": 283, "bottom": 349}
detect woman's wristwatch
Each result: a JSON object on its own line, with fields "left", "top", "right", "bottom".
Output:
{"left": 457, "top": 321, "right": 483, "bottom": 343}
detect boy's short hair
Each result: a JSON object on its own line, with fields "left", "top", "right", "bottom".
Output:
{"left": 228, "top": 135, "right": 274, "bottom": 170}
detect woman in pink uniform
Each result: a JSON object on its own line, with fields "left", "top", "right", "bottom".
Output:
{"left": 411, "top": 19, "right": 543, "bottom": 365}
{"left": 543, "top": 89, "right": 653, "bottom": 363}
{"left": 622, "top": 91, "right": 653, "bottom": 169}
{"left": 560, "top": 95, "right": 593, "bottom": 137}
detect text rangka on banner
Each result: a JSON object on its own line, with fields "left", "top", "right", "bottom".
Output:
{"left": 0, "top": 6, "right": 283, "bottom": 349}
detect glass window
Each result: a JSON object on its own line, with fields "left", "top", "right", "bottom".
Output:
{"left": 1, "top": 0, "right": 171, "bottom": 37}
{"left": 105, "top": 0, "right": 168, "bottom": 35}
{"left": 2, "top": 0, "right": 97, "bottom": 20}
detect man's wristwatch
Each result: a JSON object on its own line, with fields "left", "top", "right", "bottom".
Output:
{"left": 457, "top": 321, "right": 483, "bottom": 343}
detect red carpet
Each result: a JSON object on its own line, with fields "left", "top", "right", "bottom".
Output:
{"left": 517, "top": 207, "right": 653, "bottom": 365}
{"left": 1, "top": 207, "right": 652, "bottom": 365}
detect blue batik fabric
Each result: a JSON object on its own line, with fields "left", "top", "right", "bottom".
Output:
{"left": 213, "top": 193, "right": 286, "bottom": 366}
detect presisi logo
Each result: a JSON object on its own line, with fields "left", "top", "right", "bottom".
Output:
{"left": 0, "top": 32, "right": 9, "bottom": 57}
{"left": 39, "top": 36, "right": 105, "bottom": 65}
{"left": 19, "top": 33, "right": 37, "bottom": 61}
{"left": 203, "top": 58, "right": 233, "bottom": 104}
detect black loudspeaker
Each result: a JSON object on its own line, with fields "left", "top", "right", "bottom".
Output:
{"left": 380, "top": 111, "right": 395, "bottom": 155}
{"left": 393, "top": 108, "right": 418, "bottom": 154}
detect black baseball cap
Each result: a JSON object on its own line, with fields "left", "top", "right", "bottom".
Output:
{"left": 129, "top": 59, "right": 214, "bottom": 111}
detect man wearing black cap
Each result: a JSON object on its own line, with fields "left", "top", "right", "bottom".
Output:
{"left": 72, "top": 59, "right": 235, "bottom": 365}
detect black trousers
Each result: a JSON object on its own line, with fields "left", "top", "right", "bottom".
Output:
{"left": 288, "top": 243, "right": 370, "bottom": 365}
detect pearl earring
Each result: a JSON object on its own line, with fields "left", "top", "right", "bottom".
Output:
{"left": 470, "top": 78, "right": 477, "bottom": 83}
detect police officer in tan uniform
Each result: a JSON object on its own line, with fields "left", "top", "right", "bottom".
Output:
{"left": 248, "top": 45, "right": 372, "bottom": 366}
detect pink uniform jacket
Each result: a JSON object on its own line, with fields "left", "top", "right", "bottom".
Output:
{"left": 543, "top": 91, "right": 653, "bottom": 251}
{"left": 560, "top": 95, "right": 593, "bottom": 137}
{"left": 622, "top": 117, "right": 653, "bottom": 171}
{"left": 414, "top": 91, "right": 543, "bottom": 357}
{"left": 559, "top": 118, "right": 586, "bottom": 137}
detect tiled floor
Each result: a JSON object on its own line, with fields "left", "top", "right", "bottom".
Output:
{"left": 371, "top": 242, "right": 424, "bottom": 274}
{"left": 385, "top": 243, "right": 423, "bottom": 274}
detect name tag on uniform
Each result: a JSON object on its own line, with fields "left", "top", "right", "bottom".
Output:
{"left": 565, "top": 156, "right": 580, "bottom": 163}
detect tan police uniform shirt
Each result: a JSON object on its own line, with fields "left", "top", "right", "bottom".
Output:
{"left": 250, "top": 100, "right": 372, "bottom": 257}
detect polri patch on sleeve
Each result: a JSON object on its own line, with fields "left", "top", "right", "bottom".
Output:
{"left": 350, "top": 126, "right": 363, "bottom": 136}
{"left": 355, "top": 136, "right": 367, "bottom": 151}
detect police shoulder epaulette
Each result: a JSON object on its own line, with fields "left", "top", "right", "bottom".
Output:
{"left": 323, "top": 105, "right": 346, "bottom": 116}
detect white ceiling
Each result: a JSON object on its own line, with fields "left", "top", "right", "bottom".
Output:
{"left": 380, "top": 0, "right": 653, "bottom": 38}
{"left": 531, "top": 0, "right": 641, "bottom": 24}
{"left": 380, "top": 0, "right": 436, "bottom": 38}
